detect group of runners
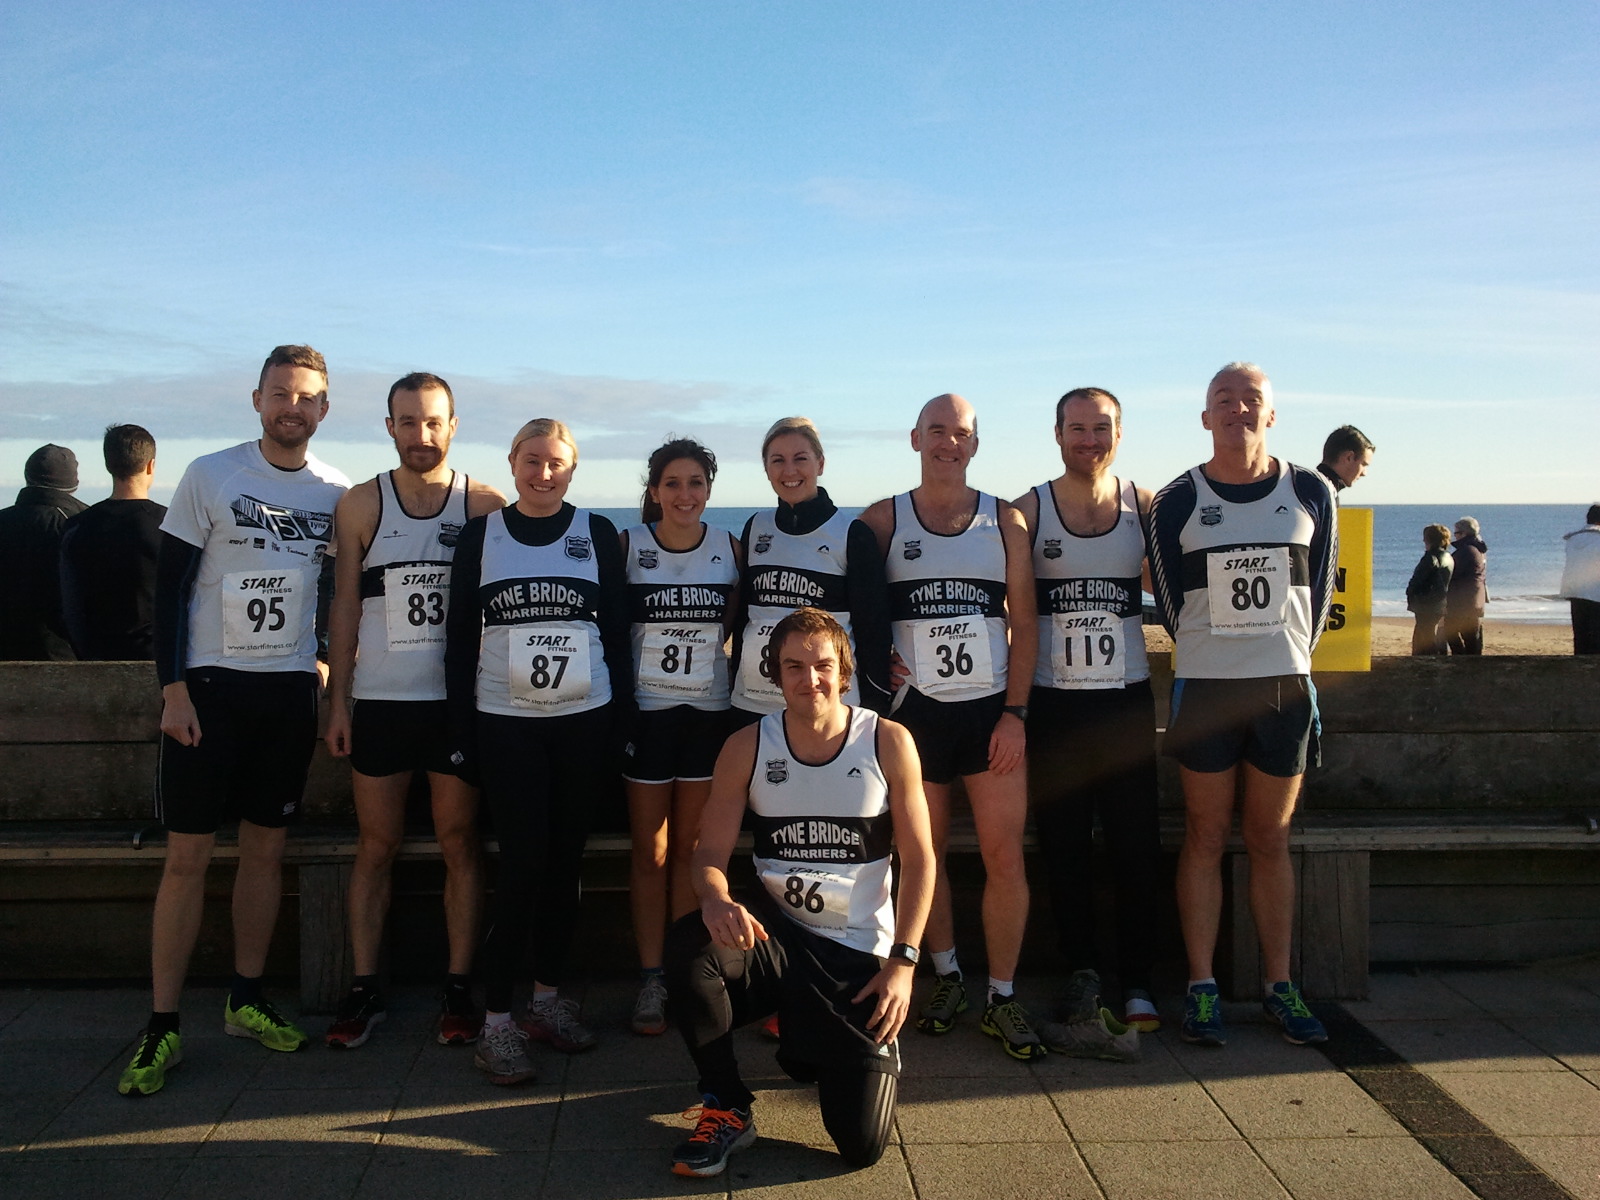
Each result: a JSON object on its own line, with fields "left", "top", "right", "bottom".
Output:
{"left": 115, "top": 345, "right": 1339, "bottom": 1178}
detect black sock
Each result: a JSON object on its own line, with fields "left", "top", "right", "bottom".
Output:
{"left": 230, "top": 973, "right": 263, "bottom": 1008}
{"left": 148, "top": 1010, "right": 180, "bottom": 1037}
{"left": 443, "top": 974, "right": 473, "bottom": 1013}
{"left": 351, "top": 974, "right": 380, "bottom": 996}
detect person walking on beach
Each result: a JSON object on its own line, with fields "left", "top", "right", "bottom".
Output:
{"left": 0, "top": 443, "right": 88, "bottom": 660}
{"left": 1316, "top": 425, "right": 1375, "bottom": 498}
{"left": 1404, "top": 524, "right": 1453, "bottom": 656}
{"left": 119, "top": 345, "right": 350, "bottom": 1096}
{"left": 1147, "top": 362, "right": 1339, "bottom": 1049}
{"left": 1559, "top": 504, "right": 1600, "bottom": 655}
{"left": 1444, "top": 517, "right": 1488, "bottom": 656}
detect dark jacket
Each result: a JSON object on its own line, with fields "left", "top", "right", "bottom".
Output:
{"left": 0, "top": 485, "right": 90, "bottom": 660}
{"left": 1446, "top": 536, "right": 1488, "bottom": 617}
{"left": 60, "top": 498, "right": 167, "bottom": 660}
{"left": 1405, "top": 549, "right": 1452, "bottom": 615}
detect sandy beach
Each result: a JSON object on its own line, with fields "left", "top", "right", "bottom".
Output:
{"left": 1142, "top": 615, "right": 1576, "bottom": 659}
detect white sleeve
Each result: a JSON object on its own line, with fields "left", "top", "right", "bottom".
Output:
{"left": 158, "top": 459, "right": 212, "bottom": 549}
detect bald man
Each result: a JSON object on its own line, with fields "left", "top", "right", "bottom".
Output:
{"left": 859, "top": 394, "right": 1043, "bottom": 1061}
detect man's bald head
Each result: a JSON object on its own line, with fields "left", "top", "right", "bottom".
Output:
{"left": 1208, "top": 361, "right": 1272, "bottom": 402}
{"left": 916, "top": 392, "right": 977, "bottom": 434}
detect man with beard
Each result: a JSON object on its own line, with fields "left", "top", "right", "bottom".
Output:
{"left": 120, "top": 345, "right": 350, "bottom": 1095}
{"left": 322, "top": 373, "right": 505, "bottom": 1048}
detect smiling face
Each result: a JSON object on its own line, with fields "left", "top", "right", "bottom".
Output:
{"left": 253, "top": 364, "right": 329, "bottom": 450}
{"left": 763, "top": 431, "right": 824, "bottom": 504}
{"left": 1201, "top": 367, "right": 1275, "bottom": 453}
{"left": 387, "top": 386, "right": 456, "bottom": 475}
{"left": 509, "top": 434, "right": 576, "bottom": 516}
{"left": 1055, "top": 393, "right": 1121, "bottom": 479}
{"left": 650, "top": 456, "right": 711, "bottom": 529}
{"left": 777, "top": 631, "right": 841, "bottom": 718}
{"left": 911, "top": 393, "right": 978, "bottom": 480}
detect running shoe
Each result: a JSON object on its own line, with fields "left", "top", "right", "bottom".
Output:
{"left": 1123, "top": 988, "right": 1161, "bottom": 1034}
{"left": 474, "top": 1021, "right": 537, "bottom": 1084}
{"left": 631, "top": 974, "right": 669, "bottom": 1036}
{"left": 1262, "top": 981, "right": 1329, "bottom": 1046}
{"left": 1180, "top": 982, "right": 1226, "bottom": 1047}
{"left": 118, "top": 1029, "right": 182, "bottom": 1096}
{"left": 916, "top": 971, "right": 969, "bottom": 1036}
{"left": 324, "top": 988, "right": 386, "bottom": 1049}
{"left": 980, "top": 995, "right": 1047, "bottom": 1062}
{"left": 224, "top": 997, "right": 307, "bottom": 1051}
{"left": 759, "top": 1013, "right": 781, "bottom": 1041}
{"left": 670, "top": 1097, "right": 756, "bottom": 1177}
{"left": 1038, "top": 1007, "right": 1141, "bottom": 1063}
{"left": 1061, "top": 968, "right": 1102, "bottom": 1024}
{"left": 437, "top": 988, "right": 480, "bottom": 1046}
{"left": 522, "top": 995, "right": 597, "bottom": 1053}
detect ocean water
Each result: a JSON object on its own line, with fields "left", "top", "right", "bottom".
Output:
{"left": 600, "top": 502, "right": 1587, "bottom": 626}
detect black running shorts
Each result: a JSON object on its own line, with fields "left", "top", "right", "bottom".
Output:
{"left": 891, "top": 688, "right": 1005, "bottom": 784}
{"left": 349, "top": 698, "right": 458, "bottom": 778}
{"left": 621, "top": 704, "right": 734, "bottom": 785}
{"left": 1163, "top": 674, "right": 1317, "bottom": 778}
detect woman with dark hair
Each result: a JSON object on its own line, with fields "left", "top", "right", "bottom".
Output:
{"left": 1405, "top": 524, "right": 1453, "bottom": 655}
{"left": 619, "top": 437, "right": 741, "bottom": 1036}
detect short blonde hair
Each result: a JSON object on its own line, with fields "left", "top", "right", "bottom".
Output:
{"left": 767, "top": 606, "right": 854, "bottom": 689}
{"left": 1424, "top": 524, "right": 1451, "bottom": 552}
{"left": 761, "top": 416, "right": 824, "bottom": 461}
{"left": 509, "top": 418, "right": 578, "bottom": 461}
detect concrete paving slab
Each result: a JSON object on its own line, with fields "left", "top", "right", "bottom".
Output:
{"left": 356, "top": 1146, "right": 550, "bottom": 1198}
{"left": 1508, "top": 1135, "right": 1600, "bottom": 1200}
{"left": 1202, "top": 1069, "right": 1405, "bottom": 1139}
{"left": 1500, "top": 1015, "right": 1600, "bottom": 1072}
{"left": 85, "top": 1030, "right": 271, "bottom": 1092}
{"left": 251, "top": 1032, "right": 424, "bottom": 1089}
{"left": 730, "top": 1141, "right": 914, "bottom": 1197}
{"left": 0, "top": 1037, "right": 133, "bottom": 1096}
{"left": 1079, "top": 1139, "right": 1289, "bottom": 1200}
{"left": 1168, "top": 1021, "right": 1338, "bottom": 1081}
{"left": 401, "top": 1037, "right": 529, "bottom": 1088}
{"left": 196, "top": 1087, "right": 399, "bottom": 1155}
{"left": 0, "top": 1154, "right": 186, "bottom": 1199}
{"left": 1431, "top": 1070, "right": 1600, "bottom": 1137}
{"left": 26, "top": 1073, "right": 233, "bottom": 1158}
{"left": 1437, "top": 970, "right": 1600, "bottom": 1017}
{"left": 1364, "top": 1020, "right": 1564, "bottom": 1074}
{"left": 0, "top": 988, "right": 40, "bottom": 1030}
{"left": 741, "top": 1081, "right": 841, "bottom": 1150}
{"left": 904, "top": 1142, "right": 1103, "bottom": 1200}
{"left": 0, "top": 988, "right": 150, "bottom": 1041}
{"left": 169, "top": 1153, "right": 372, "bottom": 1200}
{"left": 542, "top": 1147, "right": 728, "bottom": 1198}
{"left": 1042, "top": 1073, "right": 1239, "bottom": 1143}
{"left": 553, "top": 1081, "right": 703, "bottom": 1150}
{"left": 381, "top": 1084, "right": 560, "bottom": 1153}
{"left": 896, "top": 1024, "right": 1052, "bottom": 1077}
{"left": 561, "top": 1024, "right": 698, "bottom": 1085}
{"left": 1252, "top": 1136, "right": 1476, "bottom": 1200}
{"left": 894, "top": 1074, "right": 1067, "bottom": 1144}
{"left": 1341, "top": 971, "right": 1493, "bottom": 1023}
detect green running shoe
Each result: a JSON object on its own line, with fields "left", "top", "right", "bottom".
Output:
{"left": 980, "top": 995, "right": 1047, "bottom": 1062}
{"left": 916, "top": 971, "right": 969, "bottom": 1036}
{"left": 118, "top": 1029, "right": 182, "bottom": 1096}
{"left": 224, "top": 997, "right": 307, "bottom": 1051}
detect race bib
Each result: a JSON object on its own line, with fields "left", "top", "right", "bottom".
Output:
{"left": 508, "top": 623, "right": 592, "bottom": 711}
{"left": 383, "top": 565, "right": 449, "bottom": 652}
{"left": 221, "top": 568, "right": 306, "bottom": 658}
{"left": 1050, "top": 610, "right": 1124, "bottom": 689}
{"left": 639, "top": 623, "right": 720, "bottom": 700}
{"left": 738, "top": 619, "right": 782, "bottom": 703}
{"left": 1207, "top": 547, "right": 1291, "bottom": 635}
{"left": 909, "top": 616, "right": 995, "bottom": 693}
{"left": 764, "top": 865, "right": 852, "bottom": 936}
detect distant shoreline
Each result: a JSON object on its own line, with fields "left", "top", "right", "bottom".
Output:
{"left": 1143, "top": 615, "right": 1575, "bottom": 658}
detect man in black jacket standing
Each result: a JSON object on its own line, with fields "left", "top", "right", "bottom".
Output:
{"left": 0, "top": 443, "right": 89, "bottom": 660}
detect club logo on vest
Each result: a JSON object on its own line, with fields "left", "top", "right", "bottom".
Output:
{"left": 766, "top": 758, "right": 789, "bottom": 785}
{"left": 903, "top": 539, "right": 922, "bottom": 561}
{"left": 565, "top": 536, "right": 592, "bottom": 561}
{"left": 754, "top": 533, "right": 773, "bottom": 555}
{"left": 1042, "top": 538, "right": 1062, "bottom": 560}
{"left": 637, "top": 548, "right": 659, "bottom": 570}
{"left": 1200, "top": 505, "right": 1223, "bottom": 527}
{"left": 847, "top": 766, "right": 863, "bottom": 778}
{"left": 438, "top": 521, "right": 463, "bottom": 548}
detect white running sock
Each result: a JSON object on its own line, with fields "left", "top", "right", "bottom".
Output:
{"left": 1187, "top": 977, "right": 1217, "bottom": 991}
{"left": 930, "top": 949, "right": 960, "bottom": 977}
{"left": 483, "top": 1010, "right": 513, "bottom": 1030}
{"left": 987, "top": 977, "right": 1014, "bottom": 1003}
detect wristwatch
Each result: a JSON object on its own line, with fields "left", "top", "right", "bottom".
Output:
{"left": 888, "top": 942, "right": 921, "bottom": 965}
{"left": 1002, "top": 704, "right": 1029, "bottom": 723}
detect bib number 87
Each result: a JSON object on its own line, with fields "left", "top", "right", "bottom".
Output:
{"left": 528, "top": 654, "right": 570, "bottom": 689}
{"left": 246, "top": 596, "right": 286, "bottom": 633}
{"left": 934, "top": 642, "right": 973, "bottom": 678}
{"left": 1231, "top": 576, "right": 1271, "bottom": 611}
{"left": 783, "top": 875, "right": 825, "bottom": 913}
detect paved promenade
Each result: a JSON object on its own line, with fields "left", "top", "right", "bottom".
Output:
{"left": 3, "top": 960, "right": 1597, "bottom": 1199}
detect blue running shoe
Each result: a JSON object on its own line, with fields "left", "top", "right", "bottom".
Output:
{"left": 671, "top": 1097, "right": 756, "bottom": 1177}
{"left": 1262, "top": 982, "right": 1328, "bottom": 1045}
{"left": 1181, "top": 982, "right": 1226, "bottom": 1047}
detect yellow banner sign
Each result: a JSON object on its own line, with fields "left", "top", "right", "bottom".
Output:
{"left": 1312, "top": 505, "right": 1372, "bottom": 672}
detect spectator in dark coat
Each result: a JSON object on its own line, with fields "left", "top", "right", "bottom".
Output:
{"left": 60, "top": 425, "right": 166, "bottom": 660}
{"left": 1444, "top": 516, "right": 1488, "bottom": 656}
{"left": 0, "top": 444, "right": 89, "bottom": 660}
{"left": 1404, "top": 523, "right": 1453, "bottom": 655}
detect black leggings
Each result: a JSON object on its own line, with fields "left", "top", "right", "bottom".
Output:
{"left": 665, "top": 904, "right": 899, "bottom": 1168}
{"left": 1028, "top": 681, "right": 1163, "bottom": 995}
{"left": 476, "top": 705, "right": 612, "bottom": 1011}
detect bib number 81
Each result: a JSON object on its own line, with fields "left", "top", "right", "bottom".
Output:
{"left": 783, "top": 875, "right": 825, "bottom": 913}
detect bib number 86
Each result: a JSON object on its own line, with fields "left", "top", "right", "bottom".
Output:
{"left": 783, "top": 875, "right": 825, "bottom": 913}
{"left": 1231, "top": 576, "right": 1271, "bottom": 611}
{"left": 246, "top": 596, "right": 286, "bottom": 633}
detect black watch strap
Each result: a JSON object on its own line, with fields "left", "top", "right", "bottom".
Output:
{"left": 888, "top": 942, "right": 920, "bottom": 964}
{"left": 1003, "top": 704, "right": 1029, "bottom": 723}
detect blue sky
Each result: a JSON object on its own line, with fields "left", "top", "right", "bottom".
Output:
{"left": 2, "top": 1, "right": 1596, "bottom": 508}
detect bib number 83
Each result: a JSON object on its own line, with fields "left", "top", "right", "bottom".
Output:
{"left": 1231, "top": 576, "right": 1272, "bottom": 611}
{"left": 783, "top": 875, "right": 825, "bottom": 913}
{"left": 407, "top": 591, "right": 445, "bottom": 626}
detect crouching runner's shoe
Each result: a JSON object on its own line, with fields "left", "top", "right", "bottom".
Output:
{"left": 118, "top": 1029, "right": 182, "bottom": 1096}
{"left": 671, "top": 1097, "right": 756, "bottom": 1177}
{"left": 1038, "top": 1007, "right": 1141, "bottom": 1063}
{"left": 224, "top": 997, "right": 307, "bottom": 1051}
{"left": 1262, "top": 981, "right": 1328, "bottom": 1045}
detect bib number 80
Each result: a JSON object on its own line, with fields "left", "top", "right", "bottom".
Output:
{"left": 1231, "top": 576, "right": 1271, "bottom": 611}
{"left": 783, "top": 875, "right": 825, "bottom": 913}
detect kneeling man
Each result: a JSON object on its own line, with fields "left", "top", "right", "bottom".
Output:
{"left": 665, "top": 606, "right": 934, "bottom": 1175}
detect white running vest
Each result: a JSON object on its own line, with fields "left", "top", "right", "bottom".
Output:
{"left": 748, "top": 707, "right": 895, "bottom": 956}
{"left": 885, "top": 491, "right": 1009, "bottom": 703}
{"left": 353, "top": 471, "right": 469, "bottom": 701}
{"left": 1031, "top": 478, "right": 1149, "bottom": 689}
{"left": 624, "top": 523, "right": 738, "bottom": 711}
{"left": 473, "top": 508, "right": 610, "bottom": 717}
{"left": 1174, "top": 463, "right": 1319, "bottom": 679}
{"left": 735, "top": 508, "right": 859, "bottom": 713}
